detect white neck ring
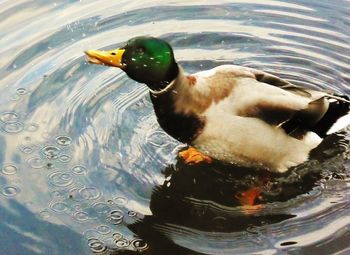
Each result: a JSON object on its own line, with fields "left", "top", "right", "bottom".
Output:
{"left": 149, "top": 79, "right": 176, "bottom": 96}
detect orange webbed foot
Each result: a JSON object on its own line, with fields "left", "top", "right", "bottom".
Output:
{"left": 235, "top": 187, "right": 263, "bottom": 214}
{"left": 178, "top": 147, "right": 212, "bottom": 165}
{"left": 235, "top": 187, "right": 262, "bottom": 206}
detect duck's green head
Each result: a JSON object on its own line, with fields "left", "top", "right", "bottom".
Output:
{"left": 85, "top": 36, "right": 179, "bottom": 91}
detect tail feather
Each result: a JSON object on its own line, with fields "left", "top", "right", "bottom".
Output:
{"left": 312, "top": 95, "right": 350, "bottom": 137}
{"left": 326, "top": 111, "right": 350, "bottom": 135}
{"left": 325, "top": 94, "right": 350, "bottom": 104}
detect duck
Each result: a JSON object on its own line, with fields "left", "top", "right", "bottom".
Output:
{"left": 85, "top": 36, "right": 350, "bottom": 173}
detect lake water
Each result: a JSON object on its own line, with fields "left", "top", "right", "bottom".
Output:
{"left": 0, "top": 0, "right": 349, "bottom": 254}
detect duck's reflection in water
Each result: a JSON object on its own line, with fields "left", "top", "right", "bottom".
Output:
{"left": 112, "top": 133, "right": 348, "bottom": 255}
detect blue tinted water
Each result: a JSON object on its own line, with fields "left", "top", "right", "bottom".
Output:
{"left": 0, "top": 1, "right": 349, "bottom": 254}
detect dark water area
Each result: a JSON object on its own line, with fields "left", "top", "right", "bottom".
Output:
{"left": 0, "top": 0, "right": 349, "bottom": 254}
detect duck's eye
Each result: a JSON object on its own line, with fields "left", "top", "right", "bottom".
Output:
{"left": 111, "top": 52, "right": 116, "bottom": 55}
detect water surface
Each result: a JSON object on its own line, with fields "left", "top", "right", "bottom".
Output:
{"left": 0, "top": 0, "right": 349, "bottom": 254}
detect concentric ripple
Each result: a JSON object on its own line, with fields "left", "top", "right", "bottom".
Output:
{"left": 0, "top": 0, "right": 349, "bottom": 255}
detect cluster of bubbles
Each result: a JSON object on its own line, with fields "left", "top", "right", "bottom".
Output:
{"left": 0, "top": 109, "right": 40, "bottom": 135}
{"left": 40, "top": 145, "right": 141, "bottom": 252}
{"left": 1, "top": 162, "right": 20, "bottom": 199}
{"left": 39, "top": 135, "right": 146, "bottom": 252}
{"left": 1, "top": 114, "right": 148, "bottom": 253}
{"left": 86, "top": 230, "right": 148, "bottom": 253}
{"left": 78, "top": 198, "right": 146, "bottom": 253}
{"left": 0, "top": 111, "right": 24, "bottom": 134}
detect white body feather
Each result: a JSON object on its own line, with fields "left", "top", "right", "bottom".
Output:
{"left": 170, "top": 65, "right": 348, "bottom": 172}
{"left": 327, "top": 113, "right": 350, "bottom": 135}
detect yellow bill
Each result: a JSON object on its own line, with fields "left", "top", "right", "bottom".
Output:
{"left": 84, "top": 48, "right": 125, "bottom": 68}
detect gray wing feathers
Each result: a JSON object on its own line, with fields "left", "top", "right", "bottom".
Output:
{"left": 250, "top": 68, "right": 350, "bottom": 103}
{"left": 245, "top": 68, "right": 350, "bottom": 137}
{"left": 251, "top": 69, "right": 313, "bottom": 97}
{"left": 245, "top": 68, "right": 336, "bottom": 129}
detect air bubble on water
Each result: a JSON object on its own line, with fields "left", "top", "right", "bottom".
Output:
{"left": 42, "top": 145, "right": 61, "bottom": 159}
{"left": 48, "top": 172, "right": 74, "bottom": 187}
{"left": 56, "top": 136, "right": 72, "bottom": 146}
{"left": 50, "top": 190, "right": 64, "bottom": 198}
{"left": 71, "top": 200, "right": 81, "bottom": 208}
{"left": 246, "top": 226, "right": 259, "bottom": 234}
{"left": 93, "top": 202, "right": 111, "bottom": 214}
{"left": 1, "top": 186, "right": 20, "bottom": 197}
{"left": 20, "top": 145, "right": 34, "bottom": 154}
{"left": 128, "top": 211, "right": 137, "bottom": 217}
{"left": 114, "top": 196, "right": 128, "bottom": 205}
{"left": 72, "top": 165, "right": 87, "bottom": 175}
{"left": 87, "top": 238, "right": 107, "bottom": 253}
{"left": 109, "top": 210, "right": 124, "bottom": 225}
{"left": 39, "top": 210, "right": 51, "bottom": 219}
{"left": 16, "top": 88, "right": 27, "bottom": 95}
{"left": 1, "top": 164, "right": 18, "bottom": 175}
{"left": 132, "top": 239, "right": 148, "bottom": 251}
{"left": 27, "top": 157, "right": 45, "bottom": 169}
{"left": 50, "top": 201, "right": 69, "bottom": 213}
{"left": 68, "top": 188, "right": 84, "bottom": 201}
{"left": 97, "top": 225, "right": 111, "bottom": 235}
{"left": 112, "top": 232, "right": 123, "bottom": 241}
{"left": 116, "top": 238, "right": 130, "bottom": 248}
{"left": 59, "top": 154, "right": 71, "bottom": 163}
{"left": 79, "top": 187, "right": 101, "bottom": 200}
{"left": 107, "top": 199, "right": 114, "bottom": 205}
{"left": 0, "top": 112, "right": 18, "bottom": 123}
{"left": 73, "top": 211, "right": 90, "bottom": 222}
{"left": 2, "top": 122, "right": 24, "bottom": 133}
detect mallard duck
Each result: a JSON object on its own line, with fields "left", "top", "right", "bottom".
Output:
{"left": 85, "top": 36, "right": 350, "bottom": 173}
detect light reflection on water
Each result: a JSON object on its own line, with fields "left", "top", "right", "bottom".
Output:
{"left": 0, "top": 0, "right": 349, "bottom": 254}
